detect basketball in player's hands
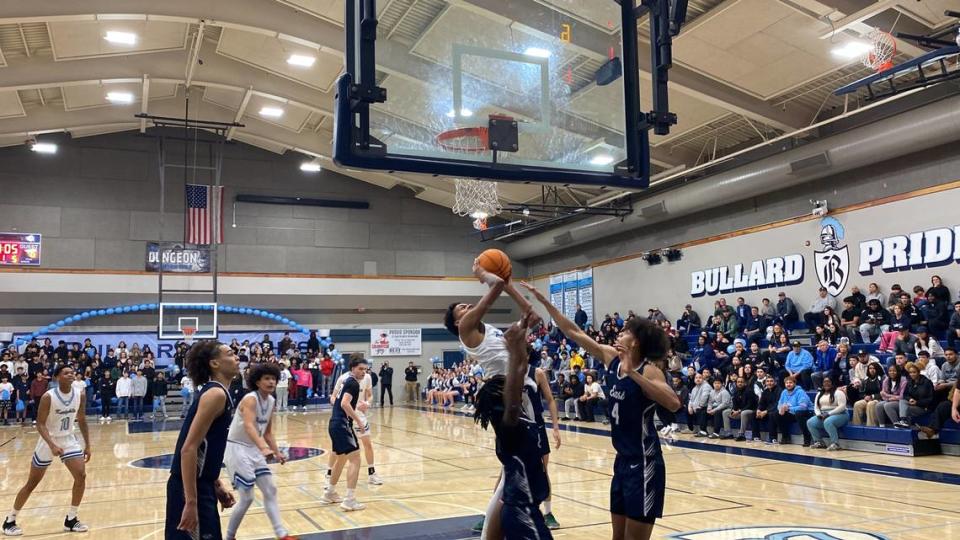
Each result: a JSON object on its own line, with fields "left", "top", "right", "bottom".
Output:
{"left": 477, "top": 248, "right": 512, "bottom": 281}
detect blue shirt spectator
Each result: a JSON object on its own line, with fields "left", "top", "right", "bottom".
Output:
{"left": 735, "top": 298, "right": 751, "bottom": 327}
{"left": 785, "top": 345, "right": 814, "bottom": 373}
{"left": 778, "top": 384, "right": 814, "bottom": 414}
{"left": 813, "top": 343, "right": 837, "bottom": 373}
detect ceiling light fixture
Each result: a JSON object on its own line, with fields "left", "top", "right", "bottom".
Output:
{"left": 259, "top": 106, "right": 284, "bottom": 118}
{"left": 106, "top": 91, "right": 135, "bottom": 104}
{"left": 831, "top": 41, "right": 871, "bottom": 59}
{"left": 287, "top": 54, "right": 316, "bottom": 67}
{"left": 446, "top": 108, "right": 474, "bottom": 118}
{"left": 104, "top": 31, "right": 138, "bottom": 45}
{"left": 590, "top": 154, "right": 616, "bottom": 166}
{"left": 523, "top": 47, "right": 552, "bottom": 58}
{"left": 30, "top": 142, "right": 58, "bottom": 154}
{"left": 300, "top": 161, "right": 322, "bottom": 172}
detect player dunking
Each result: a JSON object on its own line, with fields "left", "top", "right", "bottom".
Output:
{"left": 322, "top": 357, "right": 369, "bottom": 511}
{"left": 474, "top": 311, "right": 552, "bottom": 540}
{"left": 3, "top": 365, "right": 91, "bottom": 536}
{"left": 444, "top": 260, "right": 540, "bottom": 539}
{"left": 165, "top": 341, "right": 240, "bottom": 540}
{"left": 522, "top": 283, "right": 680, "bottom": 540}
{"left": 325, "top": 365, "right": 383, "bottom": 486}
{"left": 224, "top": 363, "right": 296, "bottom": 540}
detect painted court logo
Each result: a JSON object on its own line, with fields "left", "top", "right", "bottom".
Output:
{"left": 670, "top": 526, "right": 888, "bottom": 540}
{"left": 815, "top": 217, "right": 849, "bottom": 297}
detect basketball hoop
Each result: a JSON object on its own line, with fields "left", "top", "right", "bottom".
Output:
{"left": 861, "top": 29, "right": 897, "bottom": 72}
{"left": 452, "top": 178, "right": 502, "bottom": 222}
{"left": 182, "top": 326, "right": 196, "bottom": 346}
{"left": 436, "top": 127, "right": 489, "bottom": 153}
{"left": 473, "top": 217, "right": 488, "bottom": 231}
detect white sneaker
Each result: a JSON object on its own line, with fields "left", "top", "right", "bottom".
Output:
{"left": 63, "top": 516, "right": 88, "bottom": 532}
{"left": 3, "top": 518, "right": 23, "bottom": 536}
{"left": 340, "top": 498, "right": 366, "bottom": 512}
{"left": 320, "top": 489, "right": 342, "bottom": 504}
{"left": 368, "top": 473, "right": 384, "bottom": 486}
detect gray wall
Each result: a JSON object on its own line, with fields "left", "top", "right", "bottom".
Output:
{"left": 525, "top": 142, "right": 960, "bottom": 277}
{"left": 0, "top": 130, "right": 524, "bottom": 277}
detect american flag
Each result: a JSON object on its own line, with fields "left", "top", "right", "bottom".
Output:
{"left": 185, "top": 184, "right": 224, "bottom": 244}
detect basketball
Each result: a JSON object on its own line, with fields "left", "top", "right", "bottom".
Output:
{"left": 477, "top": 248, "right": 512, "bottom": 281}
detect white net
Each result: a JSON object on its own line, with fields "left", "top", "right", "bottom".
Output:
{"left": 861, "top": 29, "right": 896, "bottom": 71}
{"left": 452, "top": 178, "right": 502, "bottom": 221}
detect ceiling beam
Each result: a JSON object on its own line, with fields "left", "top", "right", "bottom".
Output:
{"left": 817, "top": 0, "right": 900, "bottom": 39}
{"left": 226, "top": 87, "right": 253, "bottom": 140}
{"left": 139, "top": 74, "right": 150, "bottom": 133}
{"left": 184, "top": 22, "right": 205, "bottom": 88}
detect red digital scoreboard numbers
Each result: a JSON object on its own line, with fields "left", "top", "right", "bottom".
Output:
{"left": 0, "top": 233, "right": 41, "bottom": 266}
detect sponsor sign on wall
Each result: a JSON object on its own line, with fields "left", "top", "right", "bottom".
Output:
{"left": 369, "top": 328, "right": 422, "bottom": 357}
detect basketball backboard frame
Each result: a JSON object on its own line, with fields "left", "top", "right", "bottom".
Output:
{"left": 158, "top": 302, "right": 218, "bottom": 340}
{"left": 333, "top": 0, "right": 688, "bottom": 190}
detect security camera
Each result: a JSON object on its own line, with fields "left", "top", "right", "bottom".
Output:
{"left": 811, "top": 199, "right": 828, "bottom": 217}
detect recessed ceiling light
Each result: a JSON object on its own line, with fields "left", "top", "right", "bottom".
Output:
{"left": 30, "top": 142, "right": 57, "bottom": 154}
{"left": 106, "top": 91, "right": 135, "bottom": 104}
{"left": 523, "top": 47, "right": 552, "bottom": 58}
{"left": 831, "top": 41, "right": 871, "bottom": 59}
{"left": 446, "top": 108, "right": 474, "bottom": 118}
{"left": 259, "top": 107, "right": 284, "bottom": 118}
{"left": 590, "top": 154, "right": 615, "bottom": 166}
{"left": 104, "top": 31, "right": 138, "bottom": 45}
{"left": 287, "top": 54, "right": 316, "bottom": 67}
{"left": 300, "top": 161, "right": 322, "bottom": 172}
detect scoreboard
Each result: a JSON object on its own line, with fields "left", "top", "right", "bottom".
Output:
{"left": 0, "top": 233, "right": 41, "bottom": 266}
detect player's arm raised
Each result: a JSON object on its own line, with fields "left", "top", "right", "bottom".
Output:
{"left": 177, "top": 388, "right": 227, "bottom": 532}
{"left": 502, "top": 313, "right": 533, "bottom": 427}
{"left": 458, "top": 260, "right": 506, "bottom": 347}
{"left": 519, "top": 281, "right": 618, "bottom": 366}
{"left": 34, "top": 393, "right": 62, "bottom": 456}
{"left": 76, "top": 391, "right": 91, "bottom": 462}
{"left": 535, "top": 367, "right": 561, "bottom": 449}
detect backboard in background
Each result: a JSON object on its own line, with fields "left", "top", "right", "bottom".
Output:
{"left": 159, "top": 302, "right": 218, "bottom": 341}
{"left": 335, "top": 0, "right": 688, "bottom": 189}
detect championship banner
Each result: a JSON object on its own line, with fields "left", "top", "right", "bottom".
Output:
{"left": 577, "top": 268, "right": 594, "bottom": 326}
{"left": 145, "top": 243, "right": 211, "bottom": 273}
{"left": 549, "top": 274, "right": 564, "bottom": 316}
{"left": 562, "top": 271, "right": 579, "bottom": 321}
{"left": 370, "top": 328, "right": 422, "bottom": 357}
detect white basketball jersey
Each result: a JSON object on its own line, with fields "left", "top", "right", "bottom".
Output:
{"left": 227, "top": 392, "right": 275, "bottom": 446}
{"left": 461, "top": 323, "right": 510, "bottom": 378}
{"left": 46, "top": 387, "right": 81, "bottom": 437}
{"left": 333, "top": 372, "right": 371, "bottom": 401}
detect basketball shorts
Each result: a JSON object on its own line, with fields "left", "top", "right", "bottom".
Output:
{"left": 353, "top": 412, "right": 371, "bottom": 438}
{"left": 224, "top": 442, "right": 271, "bottom": 490}
{"left": 165, "top": 475, "right": 221, "bottom": 540}
{"left": 329, "top": 419, "right": 359, "bottom": 455}
{"left": 0, "top": 400, "right": 10, "bottom": 413}
{"left": 33, "top": 434, "right": 84, "bottom": 468}
{"left": 537, "top": 425, "right": 551, "bottom": 457}
{"left": 610, "top": 454, "right": 665, "bottom": 523}
{"left": 500, "top": 503, "right": 552, "bottom": 540}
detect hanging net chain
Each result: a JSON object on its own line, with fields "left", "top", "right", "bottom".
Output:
{"left": 861, "top": 28, "right": 896, "bottom": 72}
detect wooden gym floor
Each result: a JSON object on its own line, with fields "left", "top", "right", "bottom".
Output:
{"left": 0, "top": 404, "right": 958, "bottom": 539}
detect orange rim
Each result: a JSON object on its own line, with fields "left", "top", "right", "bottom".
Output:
{"left": 436, "top": 127, "right": 489, "bottom": 153}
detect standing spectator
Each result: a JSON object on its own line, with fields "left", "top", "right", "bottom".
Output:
{"left": 687, "top": 373, "right": 711, "bottom": 436}
{"left": 851, "top": 362, "right": 884, "bottom": 426}
{"left": 878, "top": 365, "right": 907, "bottom": 427}
{"left": 28, "top": 371, "right": 47, "bottom": 424}
{"left": 116, "top": 370, "right": 132, "bottom": 420}
{"left": 404, "top": 361, "right": 419, "bottom": 403}
{"left": 706, "top": 378, "right": 732, "bottom": 438}
{"left": 776, "top": 292, "right": 799, "bottom": 326}
{"left": 0, "top": 374, "right": 13, "bottom": 426}
{"left": 804, "top": 287, "right": 837, "bottom": 332}
{"left": 152, "top": 372, "right": 168, "bottom": 419}
{"left": 577, "top": 374, "right": 604, "bottom": 422}
{"left": 276, "top": 361, "right": 291, "bottom": 412}
{"left": 279, "top": 332, "right": 294, "bottom": 356}
{"left": 785, "top": 341, "right": 814, "bottom": 389}
{"left": 292, "top": 361, "right": 312, "bottom": 412}
{"left": 131, "top": 370, "right": 148, "bottom": 421}
{"left": 723, "top": 376, "right": 758, "bottom": 441}
{"left": 574, "top": 304, "right": 588, "bottom": 330}
{"left": 98, "top": 371, "right": 115, "bottom": 421}
{"left": 811, "top": 341, "right": 838, "bottom": 389}
{"left": 308, "top": 353, "right": 322, "bottom": 399}
{"left": 307, "top": 330, "right": 321, "bottom": 353}
{"left": 379, "top": 361, "right": 394, "bottom": 407}
{"left": 756, "top": 376, "right": 783, "bottom": 443}
{"left": 807, "top": 378, "right": 848, "bottom": 450}
{"left": 179, "top": 371, "right": 195, "bottom": 418}
{"left": 12, "top": 369, "right": 29, "bottom": 425}
{"left": 320, "top": 354, "right": 336, "bottom": 399}
{"left": 776, "top": 376, "right": 814, "bottom": 446}
{"left": 886, "top": 362, "right": 934, "bottom": 428}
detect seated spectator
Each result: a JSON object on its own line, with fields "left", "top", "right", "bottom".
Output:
{"left": 865, "top": 282, "right": 884, "bottom": 306}
{"left": 891, "top": 325, "right": 919, "bottom": 360}
{"left": 939, "top": 348, "right": 959, "bottom": 394}
{"left": 833, "top": 343, "right": 855, "bottom": 388}
{"left": 877, "top": 365, "right": 907, "bottom": 427}
{"left": 914, "top": 327, "right": 944, "bottom": 359}
{"left": 677, "top": 304, "right": 702, "bottom": 336}
{"left": 803, "top": 287, "right": 837, "bottom": 332}
{"left": 898, "top": 292, "right": 920, "bottom": 327}
{"left": 885, "top": 361, "right": 934, "bottom": 428}
{"left": 706, "top": 378, "right": 732, "bottom": 438}
{"left": 859, "top": 299, "right": 891, "bottom": 344}
{"left": 840, "top": 297, "right": 862, "bottom": 343}
{"left": 724, "top": 375, "right": 758, "bottom": 441}
{"left": 917, "top": 380, "right": 960, "bottom": 440}
{"left": 919, "top": 293, "right": 949, "bottom": 335}
{"left": 851, "top": 362, "right": 884, "bottom": 426}
{"left": 949, "top": 302, "right": 960, "bottom": 351}
{"left": 735, "top": 297, "right": 751, "bottom": 328}
{"left": 759, "top": 298, "right": 777, "bottom": 329}
{"left": 811, "top": 341, "right": 838, "bottom": 389}
{"left": 648, "top": 307, "right": 667, "bottom": 323}
{"left": 785, "top": 341, "right": 814, "bottom": 389}
{"left": 913, "top": 285, "right": 928, "bottom": 307}
{"left": 687, "top": 373, "right": 711, "bottom": 436}
{"left": 715, "top": 298, "right": 735, "bottom": 319}
{"left": 776, "top": 376, "right": 814, "bottom": 446}
{"left": 886, "top": 284, "right": 904, "bottom": 307}
{"left": 776, "top": 292, "right": 799, "bottom": 326}
{"left": 765, "top": 334, "right": 791, "bottom": 379}
{"left": 745, "top": 342, "right": 763, "bottom": 367}
{"left": 561, "top": 373, "right": 583, "bottom": 421}
{"left": 743, "top": 307, "right": 764, "bottom": 345}
{"left": 916, "top": 351, "right": 941, "bottom": 393}
{"left": 807, "top": 377, "right": 849, "bottom": 450}
{"left": 848, "top": 286, "right": 867, "bottom": 314}
{"left": 577, "top": 374, "right": 604, "bottom": 422}
{"left": 665, "top": 375, "right": 689, "bottom": 435}
{"left": 756, "top": 376, "right": 783, "bottom": 443}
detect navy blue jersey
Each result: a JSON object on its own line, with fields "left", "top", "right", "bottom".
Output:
{"left": 331, "top": 376, "right": 360, "bottom": 423}
{"left": 170, "top": 381, "right": 233, "bottom": 482}
{"left": 526, "top": 366, "right": 546, "bottom": 428}
{"left": 606, "top": 358, "right": 661, "bottom": 460}
{"left": 494, "top": 420, "right": 549, "bottom": 507}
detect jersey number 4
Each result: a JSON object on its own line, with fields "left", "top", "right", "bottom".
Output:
{"left": 610, "top": 402, "right": 619, "bottom": 426}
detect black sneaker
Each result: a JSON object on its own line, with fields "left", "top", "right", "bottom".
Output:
{"left": 3, "top": 518, "right": 23, "bottom": 536}
{"left": 63, "top": 516, "right": 88, "bottom": 532}
{"left": 735, "top": 435, "right": 746, "bottom": 442}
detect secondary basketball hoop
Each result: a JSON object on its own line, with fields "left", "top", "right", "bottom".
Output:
{"left": 862, "top": 29, "right": 897, "bottom": 72}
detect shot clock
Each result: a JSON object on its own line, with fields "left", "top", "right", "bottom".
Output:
{"left": 0, "top": 233, "right": 41, "bottom": 266}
